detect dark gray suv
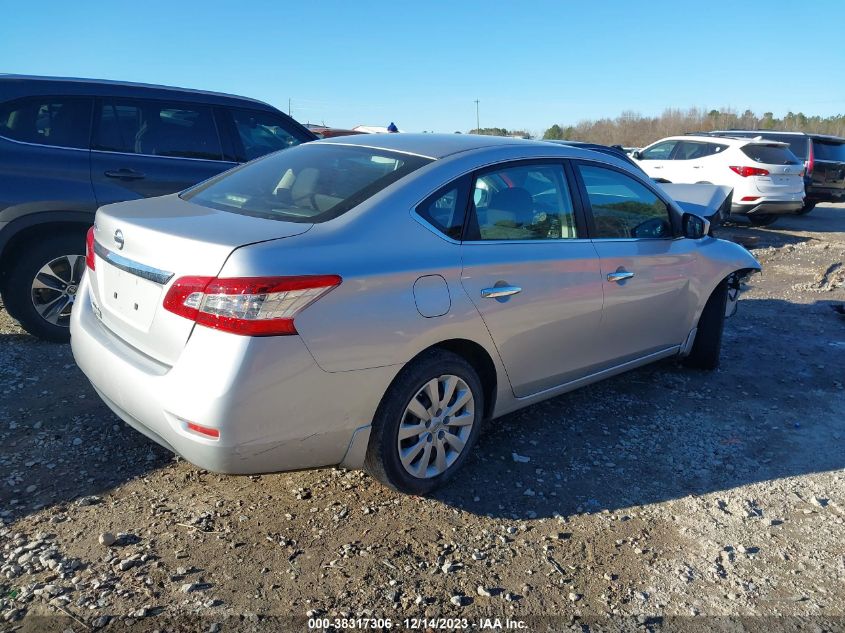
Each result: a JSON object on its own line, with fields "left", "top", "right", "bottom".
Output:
{"left": 0, "top": 75, "right": 316, "bottom": 341}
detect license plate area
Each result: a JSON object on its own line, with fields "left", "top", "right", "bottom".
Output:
{"left": 101, "top": 261, "right": 163, "bottom": 330}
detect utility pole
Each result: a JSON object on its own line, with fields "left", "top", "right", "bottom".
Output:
{"left": 288, "top": 98, "right": 291, "bottom": 116}
{"left": 474, "top": 99, "right": 480, "bottom": 133}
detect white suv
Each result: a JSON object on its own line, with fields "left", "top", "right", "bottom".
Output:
{"left": 632, "top": 135, "right": 805, "bottom": 226}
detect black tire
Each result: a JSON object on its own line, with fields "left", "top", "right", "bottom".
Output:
{"left": 683, "top": 279, "right": 728, "bottom": 370}
{"left": 747, "top": 214, "right": 777, "bottom": 227}
{"left": 795, "top": 201, "right": 816, "bottom": 215}
{"left": 2, "top": 232, "right": 87, "bottom": 342}
{"left": 365, "top": 349, "right": 484, "bottom": 495}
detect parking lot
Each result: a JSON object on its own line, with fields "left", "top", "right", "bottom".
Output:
{"left": 1, "top": 205, "right": 845, "bottom": 629}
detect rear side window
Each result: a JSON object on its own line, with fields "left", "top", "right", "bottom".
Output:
{"left": 577, "top": 164, "right": 672, "bottom": 239}
{"left": 674, "top": 141, "right": 727, "bottom": 160}
{"left": 467, "top": 163, "right": 578, "bottom": 241}
{"left": 741, "top": 144, "right": 801, "bottom": 165}
{"left": 230, "top": 109, "right": 308, "bottom": 161}
{"left": 95, "top": 99, "right": 223, "bottom": 160}
{"left": 814, "top": 141, "right": 845, "bottom": 162}
{"left": 182, "top": 144, "right": 431, "bottom": 223}
{"left": 0, "top": 97, "right": 92, "bottom": 149}
{"left": 416, "top": 180, "right": 469, "bottom": 240}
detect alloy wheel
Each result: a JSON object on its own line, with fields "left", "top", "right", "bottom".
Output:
{"left": 397, "top": 374, "right": 475, "bottom": 479}
{"left": 30, "top": 254, "right": 85, "bottom": 327}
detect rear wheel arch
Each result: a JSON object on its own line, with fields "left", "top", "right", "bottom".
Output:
{"left": 1, "top": 215, "right": 92, "bottom": 283}
{"left": 431, "top": 339, "right": 498, "bottom": 419}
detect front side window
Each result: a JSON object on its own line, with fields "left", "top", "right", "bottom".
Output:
{"left": 230, "top": 109, "right": 308, "bottom": 161}
{"left": 640, "top": 140, "right": 677, "bottom": 160}
{"left": 467, "top": 163, "right": 577, "bottom": 241}
{"left": 0, "top": 97, "right": 92, "bottom": 149}
{"left": 183, "top": 144, "right": 431, "bottom": 223}
{"left": 577, "top": 164, "right": 672, "bottom": 239}
{"left": 95, "top": 99, "right": 223, "bottom": 160}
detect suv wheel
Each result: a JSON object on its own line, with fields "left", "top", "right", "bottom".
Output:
{"left": 796, "top": 201, "right": 816, "bottom": 215}
{"left": 365, "top": 350, "right": 484, "bottom": 495}
{"left": 3, "top": 233, "right": 87, "bottom": 342}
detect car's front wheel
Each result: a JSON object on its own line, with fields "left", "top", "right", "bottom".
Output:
{"left": 683, "top": 279, "right": 728, "bottom": 370}
{"left": 365, "top": 350, "right": 484, "bottom": 495}
{"left": 2, "top": 233, "right": 86, "bottom": 342}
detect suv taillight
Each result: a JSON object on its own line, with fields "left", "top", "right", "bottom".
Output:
{"left": 85, "top": 226, "right": 96, "bottom": 270}
{"left": 729, "top": 166, "right": 770, "bottom": 178}
{"left": 162, "top": 275, "right": 341, "bottom": 336}
{"left": 805, "top": 140, "right": 814, "bottom": 177}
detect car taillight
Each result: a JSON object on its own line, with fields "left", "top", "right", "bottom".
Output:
{"left": 729, "top": 166, "right": 770, "bottom": 178}
{"left": 162, "top": 274, "right": 341, "bottom": 336}
{"left": 85, "top": 226, "right": 96, "bottom": 270}
{"left": 805, "top": 141, "right": 814, "bottom": 176}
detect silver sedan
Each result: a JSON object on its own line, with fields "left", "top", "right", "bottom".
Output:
{"left": 70, "top": 134, "right": 760, "bottom": 494}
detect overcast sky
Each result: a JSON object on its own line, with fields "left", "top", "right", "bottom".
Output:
{"left": 3, "top": 0, "right": 844, "bottom": 134}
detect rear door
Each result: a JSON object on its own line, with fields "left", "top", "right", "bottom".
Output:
{"left": 459, "top": 160, "right": 606, "bottom": 397}
{"left": 90, "top": 97, "right": 237, "bottom": 205}
{"left": 572, "top": 161, "right": 697, "bottom": 366}
{"left": 810, "top": 139, "right": 845, "bottom": 197}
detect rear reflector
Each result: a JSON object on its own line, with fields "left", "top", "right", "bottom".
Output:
{"left": 163, "top": 275, "right": 341, "bottom": 336}
{"left": 740, "top": 196, "right": 760, "bottom": 202}
{"left": 730, "top": 166, "right": 770, "bottom": 178}
{"left": 85, "top": 226, "right": 96, "bottom": 270}
{"left": 186, "top": 422, "right": 220, "bottom": 439}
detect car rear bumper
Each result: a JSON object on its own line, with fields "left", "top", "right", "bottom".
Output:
{"left": 806, "top": 186, "right": 845, "bottom": 203}
{"left": 70, "top": 274, "right": 394, "bottom": 474}
{"left": 731, "top": 200, "right": 803, "bottom": 216}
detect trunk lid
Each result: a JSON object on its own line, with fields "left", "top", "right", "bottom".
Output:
{"left": 740, "top": 143, "right": 805, "bottom": 195}
{"left": 810, "top": 139, "right": 845, "bottom": 192}
{"left": 88, "top": 194, "right": 311, "bottom": 365}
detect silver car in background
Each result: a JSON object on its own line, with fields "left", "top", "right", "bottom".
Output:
{"left": 70, "top": 134, "right": 760, "bottom": 494}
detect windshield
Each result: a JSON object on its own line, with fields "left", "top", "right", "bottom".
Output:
{"left": 182, "top": 144, "right": 432, "bottom": 222}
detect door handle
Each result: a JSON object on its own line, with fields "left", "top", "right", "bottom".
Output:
{"left": 481, "top": 285, "right": 522, "bottom": 299}
{"left": 104, "top": 169, "right": 146, "bottom": 180}
{"left": 652, "top": 165, "right": 663, "bottom": 169}
{"left": 607, "top": 271, "right": 635, "bottom": 283}
{"left": 692, "top": 165, "right": 702, "bottom": 169}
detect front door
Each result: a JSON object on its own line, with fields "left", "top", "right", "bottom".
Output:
{"left": 459, "top": 161, "right": 605, "bottom": 397}
{"left": 90, "top": 97, "right": 236, "bottom": 205}
{"left": 573, "top": 161, "right": 697, "bottom": 366}
{"left": 635, "top": 139, "right": 679, "bottom": 181}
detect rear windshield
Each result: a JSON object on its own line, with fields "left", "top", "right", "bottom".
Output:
{"left": 741, "top": 144, "right": 802, "bottom": 165}
{"left": 182, "top": 144, "right": 432, "bottom": 222}
{"left": 814, "top": 141, "right": 845, "bottom": 162}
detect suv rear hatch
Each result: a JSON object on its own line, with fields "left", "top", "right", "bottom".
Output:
{"left": 809, "top": 139, "right": 845, "bottom": 197}
{"left": 740, "top": 143, "right": 804, "bottom": 195}
{"left": 87, "top": 194, "right": 311, "bottom": 366}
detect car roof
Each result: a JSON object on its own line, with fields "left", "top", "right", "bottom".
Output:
{"left": 315, "top": 133, "right": 556, "bottom": 159}
{"left": 708, "top": 129, "right": 845, "bottom": 143}
{"left": 0, "top": 74, "right": 276, "bottom": 111}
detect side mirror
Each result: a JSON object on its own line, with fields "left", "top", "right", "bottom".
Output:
{"left": 682, "top": 212, "right": 710, "bottom": 239}
{"left": 631, "top": 150, "right": 641, "bottom": 160}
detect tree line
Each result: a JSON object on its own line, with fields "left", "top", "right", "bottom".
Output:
{"left": 541, "top": 108, "right": 845, "bottom": 146}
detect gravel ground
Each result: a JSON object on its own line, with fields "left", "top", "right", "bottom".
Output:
{"left": 1, "top": 204, "right": 844, "bottom": 632}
